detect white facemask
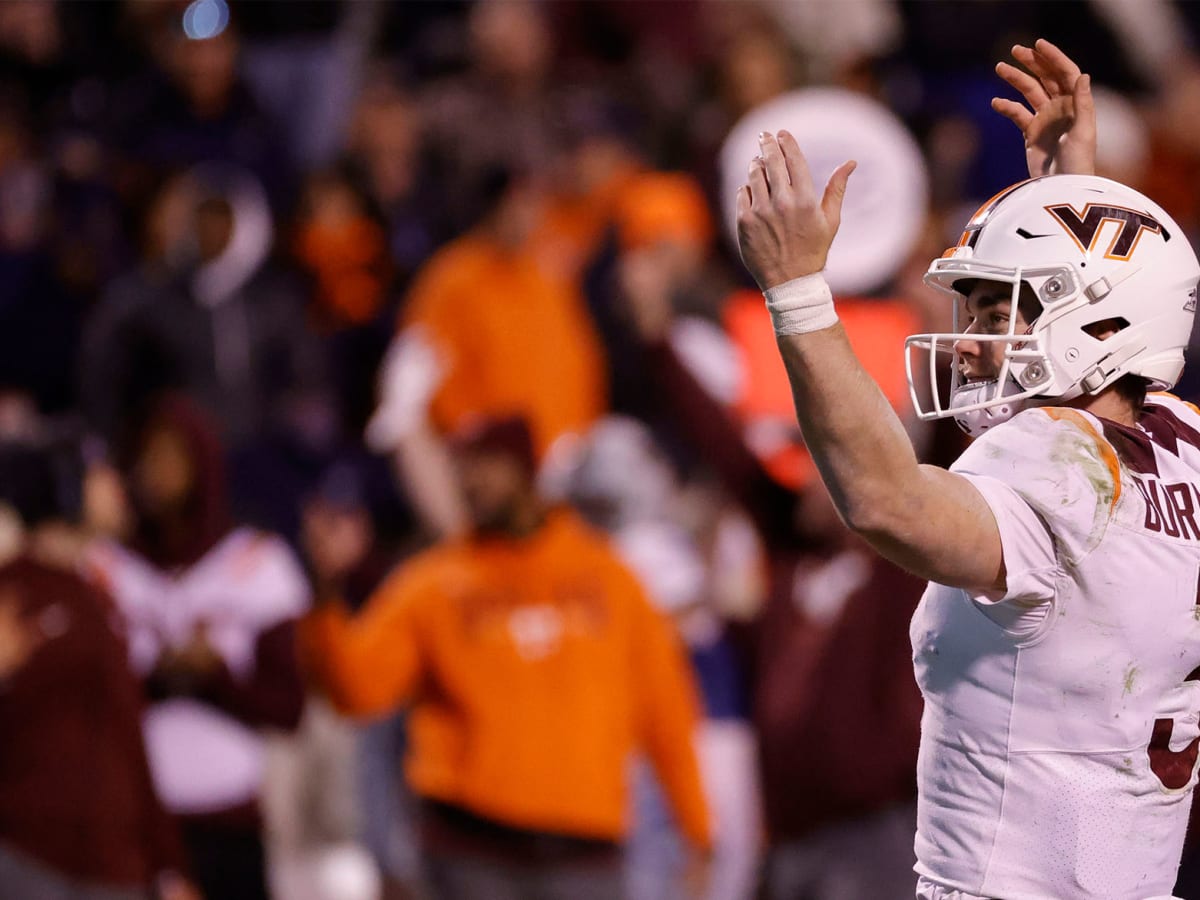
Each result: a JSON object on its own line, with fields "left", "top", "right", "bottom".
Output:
{"left": 949, "top": 377, "right": 1029, "bottom": 437}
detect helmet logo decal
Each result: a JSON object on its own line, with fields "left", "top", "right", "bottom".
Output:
{"left": 1044, "top": 202, "right": 1166, "bottom": 261}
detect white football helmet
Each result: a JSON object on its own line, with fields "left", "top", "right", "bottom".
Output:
{"left": 906, "top": 174, "right": 1200, "bottom": 436}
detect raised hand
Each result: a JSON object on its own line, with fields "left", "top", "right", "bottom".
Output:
{"left": 736, "top": 130, "right": 856, "bottom": 291}
{"left": 993, "top": 38, "right": 1096, "bottom": 177}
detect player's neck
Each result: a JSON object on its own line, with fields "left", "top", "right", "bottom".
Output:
{"left": 1071, "top": 388, "right": 1138, "bottom": 428}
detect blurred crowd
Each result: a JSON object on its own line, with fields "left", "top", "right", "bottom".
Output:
{"left": 5, "top": 1, "right": 1200, "bottom": 899}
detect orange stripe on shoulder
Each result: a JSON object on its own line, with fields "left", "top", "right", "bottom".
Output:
{"left": 1148, "top": 391, "right": 1200, "bottom": 419}
{"left": 1041, "top": 407, "right": 1122, "bottom": 512}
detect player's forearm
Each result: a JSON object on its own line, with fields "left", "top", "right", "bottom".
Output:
{"left": 775, "top": 325, "right": 921, "bottom": 533}
{"left": 778, "top": 326, "right": 1003, "bottom": 589}
{"left": 735, "top": 132, "right": 1002, "bottom": 586}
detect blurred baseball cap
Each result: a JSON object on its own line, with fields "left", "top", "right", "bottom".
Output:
{"left": 614, "top": 171, "right": 714, "bottom": 252}
{"left": 448, "top": 415, "right": 537, "bottom": 477}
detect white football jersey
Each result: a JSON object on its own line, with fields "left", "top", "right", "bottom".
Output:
{"left": 913, "top": 394, "right": 1200, "bottom": 900}
{"left": 88, "top": 527, "right": 310, "bottom": 813}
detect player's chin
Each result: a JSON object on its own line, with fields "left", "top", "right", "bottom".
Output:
{"left": 958, "top": 371, "right": 1000, "bottom": 385}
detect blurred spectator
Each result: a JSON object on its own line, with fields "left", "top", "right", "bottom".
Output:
{"left": 295, "top": 168, "right": 393, "bottom": 333}
{"left": 296, "top": 70, "right": 441, "bottom": 443}
{"left": 684, "top": 10, "right": 800, "bottom": 200}
{"left": 227, "top": 388, "right": 416, "bottom": 553}
{"left": 532, "top": 99, "right": 645, "bottom": 285}
{"left": 298, "top": 465, "right": 423, "bottom": 899}
{"left": 292, "top": 166, "right": 397, "bottom": 436}
{"left": 590, "top": 163, "right": 729, "bottom": 428}
{"left": 420, "top": 0, "right": 565, "bottom": 235}
{"left": 0, "top": 99, "right": 87, "bottom": 413}
{"left": 0, "top": 1, "right": 67, "bottom": 112}
{"left": 87, "top": 396, "right": 309, "bottom": 900}
{"left": 343, "top": 71, "right": 439, "bottom": 272}
{"left": 708, "top": 13, "right": 799, "bottom": 121}
{"left": 301, "top": 415, "right": 711, "bottom": 900}
{"left": 402, "top": 167, "right": 606, "bottom": 457}
{"left": 535, "top": 96, "right": 716, "bottom": 294}
{"left": 81, "top": 163, "right": 323, "bottom": 449}
{"left": 259, "top": 470, "right": 386, "bottom": 900}
{"left": 115, "top": 5, "right": 293, "bottom": 210}
{"left": 238, "top": 1, "right": 387, "bottom": 173}
{"left": 0, "top": 432, "right": 198, "bottom": 900}
{"left": 0, "top": 0, "right": 135, "bottom": 296}
{"left": 369, "top": 163, "right": 607, "bottom": 538}
{"left": 555, "top": 415, "right": 763, "bottom": 900}
{"left": 266, "top": 643, "right": 383, "bottom": 900}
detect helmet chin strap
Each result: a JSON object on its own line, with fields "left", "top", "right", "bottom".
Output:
{"left": 949, "top": 378, "right": 1029, "bottom": 437}
{"left": 1077, "top": 341, "right": 1147, "bottom": 395}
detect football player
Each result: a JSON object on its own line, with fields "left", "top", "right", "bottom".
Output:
{"left": 736, "top": 39, "right": 1200, "bottom": 900}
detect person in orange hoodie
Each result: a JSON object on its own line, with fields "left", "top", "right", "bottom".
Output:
{"left": 301, "top": 415, "right": 710, "bottom": 899}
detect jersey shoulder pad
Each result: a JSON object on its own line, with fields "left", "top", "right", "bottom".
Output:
{"left": 1145, "top": 391, "right": 1200, "bottom": 429}
{"left": 950, "top": 407, "right": 1121, "bottom": 563}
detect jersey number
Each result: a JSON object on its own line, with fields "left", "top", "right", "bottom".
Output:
{"left": 1148, "top": 664, "right": 1200, "bottom": 790}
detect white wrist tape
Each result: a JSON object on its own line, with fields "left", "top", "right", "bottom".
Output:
{"left": 763, "top": 273, "right": 837, "bottom": 335}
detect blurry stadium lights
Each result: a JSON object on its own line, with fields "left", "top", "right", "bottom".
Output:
{"left": 182, "top": 0, "right": 230, "bottom": 40}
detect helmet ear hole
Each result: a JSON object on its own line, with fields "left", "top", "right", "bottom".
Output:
{"left": 1081, "top": 317, "right": 1131, "bottom": 340}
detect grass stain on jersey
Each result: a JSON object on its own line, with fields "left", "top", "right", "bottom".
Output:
{"left": 1123, "top": 664, "right": 1139, "bottom": 696}
{"left": 1044, "top": 427, "right": 1116, "bottom": 560}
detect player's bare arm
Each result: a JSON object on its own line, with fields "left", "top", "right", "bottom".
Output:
{"left": 737, "top": 131, "right": 1004, "bottom": 593}
{"left": 993, "top": 38, "right": 1096, "bottom": 177}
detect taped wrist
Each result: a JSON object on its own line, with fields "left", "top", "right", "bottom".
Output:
{"left": 764, "top": 273, "right": 837, "bottom": 335}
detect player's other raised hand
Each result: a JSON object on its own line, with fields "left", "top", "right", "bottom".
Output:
{"left": 736, "top": 130, "right": 856, "bottom": 291}
{"left": 993, "top": 38, "right": 1096, "bottom": 178}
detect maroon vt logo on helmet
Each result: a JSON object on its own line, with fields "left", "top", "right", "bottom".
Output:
{"left": 1044, "top": 203, "right": 1166, "bottom": 261}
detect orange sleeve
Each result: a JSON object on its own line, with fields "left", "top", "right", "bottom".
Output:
{"left": 298, "top": 567, "right": 425, "bottom": 718}
{"left": 624, "top": 568, "right": 712, "bottom": 850}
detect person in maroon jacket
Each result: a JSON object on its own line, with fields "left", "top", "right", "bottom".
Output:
{"left": 0, "top": 436, "right": 199, "bottom": 900}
